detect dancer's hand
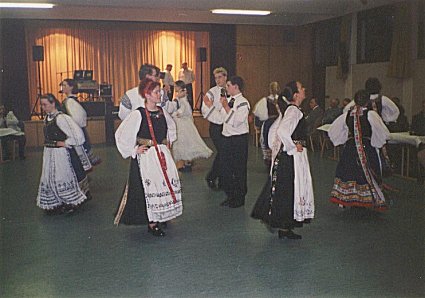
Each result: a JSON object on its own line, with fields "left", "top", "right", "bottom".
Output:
{"left": 137, "top": 145, "right": 150, "bottom": 154}
{"left": 296, "top": 143, "right": 303, "bottom": 152}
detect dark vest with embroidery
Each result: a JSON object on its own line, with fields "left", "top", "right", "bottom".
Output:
{"left": 137, "top": 107, "right": 168, "bottom": 142}
{"left": 266, "top": 98, "right": 279, "bottom": 118}
{"left": 367, "top": 95, "right": 383, "bottom": 117}
{"left": 346, "top": 108, "right": 372, "bottom": 138}
{"left": 44, "top": 113, "right": 67, "bottom": 147}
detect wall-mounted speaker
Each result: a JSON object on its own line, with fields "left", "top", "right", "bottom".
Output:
{"left": 32, "top": 45, "right": 44, "bottom": 62}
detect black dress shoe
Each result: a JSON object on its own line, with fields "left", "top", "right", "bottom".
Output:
{"left": 220, "top": 198, "right": 231, "bottom": 206}
{"left": 148, "top": 224, "right": 165, "bottom": 236}
{"left": 44, "top": 206, "right": 64, "bottom": 215}
{"left": 206, "top": 178, "right": 216, "bottom": 189}
{"left": 278, "top": 230, "right": 302, "bottom": 240}
{"left": 159, "top": 222, "right": 168, "bottom": 229}
{"left": 228, "top": 200, "right": 245, "bottom": 208}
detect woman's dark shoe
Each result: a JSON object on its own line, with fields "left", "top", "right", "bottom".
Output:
{"left": 44, "top": 206, "right": 64, "bottom": 215}
{"left": 148, "top": 224, "right": 165, "bottom": 236}
{"left": 278, "top": 229, "right": 302, "bottom": 240}
{"left": 159, "top": 222, "right": 168, "bottom": 229}
{"left": 206, "top": 178, "right": 216, "bottom": 189}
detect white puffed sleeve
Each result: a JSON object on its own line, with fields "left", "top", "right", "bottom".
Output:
{"left": 253, "top": 98, "right": 269, "bottom": 121}
{"left": 64, "top": 98, "right": 87, "bottom": 128}
{"left": 368, "top": 110, "right": 390, "bottom": 148}
{"left": 56, "top": 114, "right": 86, "bottom": 147}
{"left": 328, "top": 113, "right": 349, "bottom": 146}
{"left": 163, "top": 109, "right": 177, "bottom": 145}
{"left": 277, "top": 106, "right": 303, "bottom": 155}
{"left": 381, "top": 96, "right": 400, "bottom": 123}
{"left": 115, "top": 110, "right": 142, "bottom": 159}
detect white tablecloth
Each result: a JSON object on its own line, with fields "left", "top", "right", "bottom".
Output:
{"left": 0, "top": 128, "right": 25, "bottom": 137}
{"left": 388, "top": 132, "right": 425, "bottom": 148}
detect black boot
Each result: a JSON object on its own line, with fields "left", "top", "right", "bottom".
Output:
{"left": 278, "top": 229, "right": 302, "bottom": 240}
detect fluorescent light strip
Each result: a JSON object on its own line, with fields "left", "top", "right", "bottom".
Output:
{"left": 0, "top": 3, "right": 55, "bottom": 8}
{"left": 211, "top": 9, "right": 270, "bottom": 16}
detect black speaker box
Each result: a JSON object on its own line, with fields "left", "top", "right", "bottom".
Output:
{"left": 199, "top": 47, "right": 207, "bottom": 62}
{"left": 80, "top": 101, "right": 106, "bottom": 117}
{"left": 32, "top": 45, "right": 44, "bottom": 62}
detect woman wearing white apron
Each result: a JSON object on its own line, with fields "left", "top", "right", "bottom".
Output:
{"left": 252, "top": 81, "right": 314, "bottom": 240}
{"left": 36, "top": 94, "right": 90, "bottom": 214}
{"left": 114, "top": 78, "right": 182, "bottom": 236}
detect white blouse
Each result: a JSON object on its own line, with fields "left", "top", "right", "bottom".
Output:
{"left": 53, "top": 113, "right": 86, "bottom": 147}
{"left": 328, "top": 109, "right": 390, "bottom": 148}
{"left": 115, "top": 108, "right": 177, "bottom": 159}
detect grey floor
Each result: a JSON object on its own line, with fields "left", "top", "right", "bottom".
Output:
{"left": 1, "top": 141, "right": 424, "bottom": 298}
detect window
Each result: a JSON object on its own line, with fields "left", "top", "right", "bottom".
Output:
{"left": 357, "top": 5, "right": 395, "bottom": 63}
{"left": 313, "top": 18, "right": 340, "bottom": 67}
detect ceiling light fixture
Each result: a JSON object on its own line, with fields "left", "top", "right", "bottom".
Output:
{"left": 211, "top": 9, "right": 271, "bottom": 16}
{"left": 0, "top": 3, "right": 55, "bottom": 8}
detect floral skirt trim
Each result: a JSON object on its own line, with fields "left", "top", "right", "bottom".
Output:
{"left": 330, "top": 178, "right": 387, "bottom": 211}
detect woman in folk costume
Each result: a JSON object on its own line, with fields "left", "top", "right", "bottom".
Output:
{"left": 60, "top": 79, "right": 101, "bottom": 166}
{"left": 328, "top": 90, "right": 390, "bottom": 211}
{"left": 252, "top": 81, "right": 314, "bottom": 240}
{"left": 36, "top": 94, "right": 91, "bottom": 214}
{"left": 114, "top": 78, "right": 182, "bottom": 237}
{"left": 171, "top": 80, "right": 212, "bottom": 172}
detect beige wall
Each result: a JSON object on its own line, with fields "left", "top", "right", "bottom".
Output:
{"left": 235, "top": 25, "right": 313, "bottom": 108}
{"left": 325, "top": 59, "right": 425, "bottom": 120}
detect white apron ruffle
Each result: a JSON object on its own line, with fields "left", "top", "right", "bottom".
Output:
{"left": 37, "top": 147, "right": 87, "bottom": 209}
{"left": 138, "top": 144, "right": 183, "bottom": 222}
{"left": 293, "top": 149, "right": 315, "bottom": 221}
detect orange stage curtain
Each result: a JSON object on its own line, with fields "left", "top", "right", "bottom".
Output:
{"left": 25, "top": 20, "right": 209, "bottom": 112}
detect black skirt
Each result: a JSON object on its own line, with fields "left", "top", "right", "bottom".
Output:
{"left": 115, "top": 157, "right": 149, "bottom": 225}
{"left": 251, "top": 151, "right": 297, "bottom": 229}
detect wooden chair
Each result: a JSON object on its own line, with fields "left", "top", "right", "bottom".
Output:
{"left": 253, "top": 126, "right": 261, "bottom": 147}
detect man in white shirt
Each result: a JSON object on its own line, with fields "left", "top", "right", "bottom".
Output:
{"left": 343, "top": 77, "right": 399, "bottom": 123}
{"left": 201, "top": 67, "right": 228, "bottom": 189}
{"left": 118, "top": 64, "right": 159, "bottom": 120}
{"left": 203, "top": 76, "right": 250, "bottom": 208}
{"left": 163, "top": 64, "right": 175, "bottom": 101}
{"left": 178, "top": 62, "right": 195, "bottom": 110}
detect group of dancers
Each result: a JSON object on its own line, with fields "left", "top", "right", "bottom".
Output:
{"left": 35, "top": 62, "right": 395, "bottom": 240}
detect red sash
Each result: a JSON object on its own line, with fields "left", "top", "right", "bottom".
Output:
{"left": 145, "top": 108, "right": 177, "bottom": 204}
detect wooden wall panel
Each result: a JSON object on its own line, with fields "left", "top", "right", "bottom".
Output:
{"left": 236, "top": 24, "right": 314, "bottom": 109}
{"left": 236, "top": 45, "right": 270, "bottom": 105}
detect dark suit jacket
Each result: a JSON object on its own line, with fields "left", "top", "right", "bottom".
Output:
{"left": 306, "top": 106, "right": 324, "bottom": 135}
{"left": 411, "top": 111, "right": 425, "bottom": 136}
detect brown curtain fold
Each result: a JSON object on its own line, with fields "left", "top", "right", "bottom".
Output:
{"left": 387, "top": 2, "right": 412, "bottom": 79}
{"left": 25, "top": 20, "right": 209, "bottom": 112}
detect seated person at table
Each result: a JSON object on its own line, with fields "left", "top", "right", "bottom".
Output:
{"left": 305, "top": 97, "right": 324, "bottom": 136}
{"left": 0, "top": 105, "right": 26, "bottom": 160}
{"left": 322, "top": 98, "right": 342, "bottom": 124}
{"left": 411, "top": 100, "right": 425, "bottom": 136}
